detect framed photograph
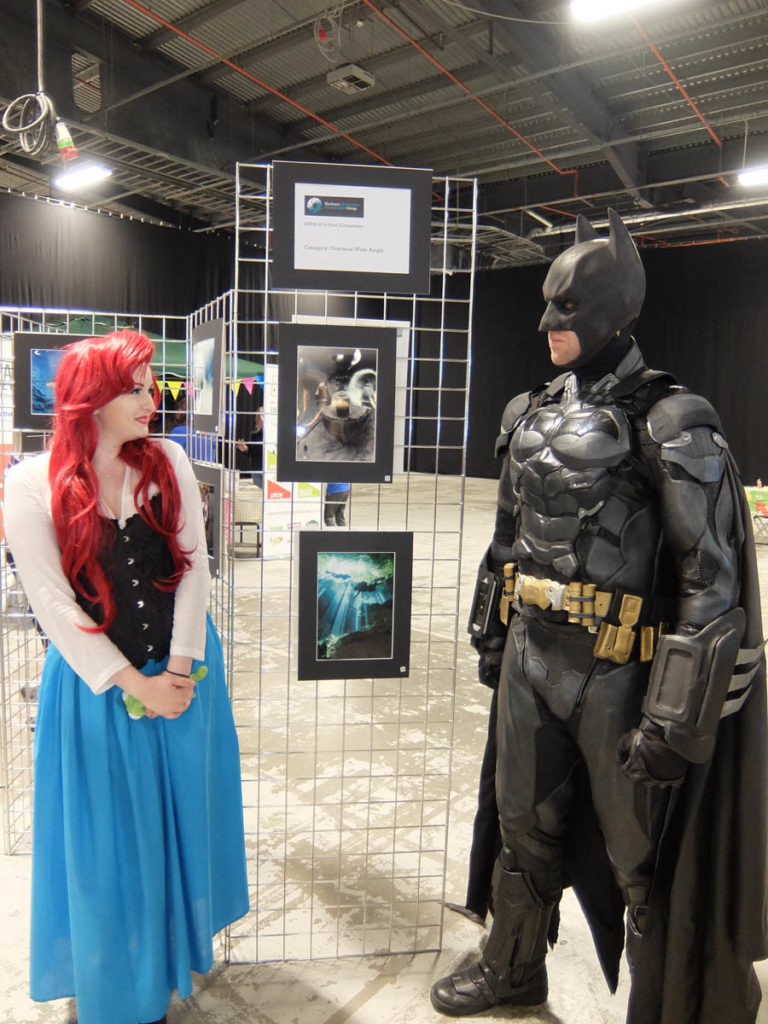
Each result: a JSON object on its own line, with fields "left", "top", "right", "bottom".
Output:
{"left": 190, "top": 318, "right": 224, "bottom": 433}
{"left": 298, "top": 530, "right": 413, "bottom": 681}
{"left": 13, "top": 332, "right": 88, "bottom": 430}
{"left": 294, "top": 315, "right": 411, "bottom": 476}
{"left": 271, "top": 161, "right": 432, "bottom": 295}
{"left": 192, "top": 462, "right": 223, "bottom": 577}
{"left": 276, "top": 322, "right": 397, "bottom": 483}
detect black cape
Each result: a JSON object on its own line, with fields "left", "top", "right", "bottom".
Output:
{"left": 628, "top": 456, "right": 768, "bottom": 1024}
{"left": 569, "top": 453, "right": 768, "bottom": 1024}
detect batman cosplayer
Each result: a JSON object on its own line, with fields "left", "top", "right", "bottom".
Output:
{"left": 432, "top": 211, "right": 768, "bottom": 1023}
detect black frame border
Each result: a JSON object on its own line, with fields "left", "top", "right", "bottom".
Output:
{"left": 12, "top": 332, "right": 87, "bottom": 431}
{"left": 298, "top": 529, "right": 413, "bottom": 681}
{"left": 190, "top": 318, "right": 224, "bottom": 434}
{"left": 271, "top": 161, "right": 432, "bottom": 295}
{"left": 192, "top": 460, "right": 223, "bottom": 577}
{"left": 276, "top": 322, "right": 397, "bottom": 484}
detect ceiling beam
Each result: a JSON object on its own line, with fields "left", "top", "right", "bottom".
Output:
{"left": 0, "top": 1, "right": 323, "bottom": 180}
{"left": 473, "top": 132, "right": 768, "bottom": 224}
{"left": 467, "top": 0, "right": 652, "bottom": 207}
{"left": 285, "top": 52, "right": 522, "bottom": 138}
{"left": 197, "top": 12, "right": 331, "bottom": 88}
{"left": 139, "top": 0, "right": 251, "bottom": 54}
{"left": 244, "top": 17, "right": 491, "bottom": 112}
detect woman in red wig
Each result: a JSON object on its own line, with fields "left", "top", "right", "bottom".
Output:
{"left": 3, "top": 330, "right": 248, "bottom": 1024}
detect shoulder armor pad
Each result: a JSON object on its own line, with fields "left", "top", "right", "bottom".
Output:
{"left": 646, "top": 391, "right": 722, "bottom": 444}
{"left": 608, "top": 368, "right": 676, "bottom": 402}
{"left": 495, "top": 389, "right": 536, "bottom": 457}
{"left": 500, "top": 391, "right": 533, "bottom": 433}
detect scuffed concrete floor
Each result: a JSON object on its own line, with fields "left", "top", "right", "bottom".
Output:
{"left": 2, "top": 476, "right": 767, "bottom": 1023}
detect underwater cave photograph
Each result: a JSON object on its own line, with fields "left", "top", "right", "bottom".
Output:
{"left": 315, "top": 550, "right": 394, "bottom": 662}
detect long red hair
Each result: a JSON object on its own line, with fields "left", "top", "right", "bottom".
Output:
{"left": 49, "top": 330, "right": 191, "bottom": 631}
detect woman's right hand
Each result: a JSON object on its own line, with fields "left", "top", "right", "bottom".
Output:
{"left": 142, "top": 671, "right": 196, "bottom": 719}
{"left": 116, "top": 666, "right": 196, "bottom": 720}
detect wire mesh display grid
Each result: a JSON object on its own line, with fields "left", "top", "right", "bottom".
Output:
{"left": 226, "top": 164, "right": 477, "bottom": 962}
{"left": 0, "top": 307, "right": 188, "bottom": 854}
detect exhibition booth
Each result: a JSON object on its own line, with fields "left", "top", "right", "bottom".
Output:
{"left": 0, "top": 161, "right": 476, "bottom": 964}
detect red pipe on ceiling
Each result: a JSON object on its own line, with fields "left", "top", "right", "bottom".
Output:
{"left": 631, "top": 17, "right": 728, "bottom": 188}
{"left": 359, "top": 0, "right": 579, "bottom": 193}
{"left": 631, "top": 17, "right": 722, "bottom": 149}
{"left": 119, "top": 0, "right": 393, "bottom": 166}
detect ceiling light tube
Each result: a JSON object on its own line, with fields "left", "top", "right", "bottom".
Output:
{"left": 738, "top": 166, "right": 768, "bottom": 187}
{"left": 526, "top": 209, "right": 554, "bottom": 229}
{"left": 52, "top": 163, "right": 112, "bottom": 191}
{"left": 570, "top": 0, "right": 675, "bottom": 22}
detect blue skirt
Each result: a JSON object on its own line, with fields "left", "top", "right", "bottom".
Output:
{"left": 30, "top": 615, "right": 249, "bottom": 1024}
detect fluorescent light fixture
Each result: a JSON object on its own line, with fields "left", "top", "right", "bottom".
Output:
{"left": 738, "top": 166, "right": 768, "bottom": 187}
{"left": 526, "top": 209, "right": 554, "bottom": 229}
{"left": 570, "top": 0, "right": 672, "bottom": 22}
{"left": 52, "top": 162, "right": 112, "bottom": 191}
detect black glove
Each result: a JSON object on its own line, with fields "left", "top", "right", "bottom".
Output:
{"left": 472, "top": 634, "right": 505, "bottom": 690}
{"left": 478, "top": 649, "right": 504, "bottom": 689}
{"left": 617, "top": 718, "right": 687, "bottom": 785}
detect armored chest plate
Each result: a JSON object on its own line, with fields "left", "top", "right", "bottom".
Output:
{"left": 507, "top": 396, "right": 655, "bottom": 581}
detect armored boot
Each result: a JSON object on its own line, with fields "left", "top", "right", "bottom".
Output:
{"left": 430, "top": 865, "right": 554, "bottom": 1017}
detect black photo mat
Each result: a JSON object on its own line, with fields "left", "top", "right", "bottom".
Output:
{"left": 13, "top": 332, "right": 88, "bottom": 430}
{"left": 271, "top": 161, "right": 432, "bottom": 295}
{"left": 190, "top": 318, "right": 224, "bottom": 433}
{"left": 298, "top": 530, "right": 413, "bottom": 681}
{"left": 192, "top": 461, "right": 223, "bottom": 577}
{"left": 276, "top": 322, "right": 397, "bottom": 484}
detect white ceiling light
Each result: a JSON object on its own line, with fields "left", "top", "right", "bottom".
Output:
{"left": 52, "top": 162, "right": 112, "bottom": 191}
{"left": 737, "top": 166, "right": 768, "bottom": 187}
{"left": 570, "top": 0, "right": 675, "bottom": 22}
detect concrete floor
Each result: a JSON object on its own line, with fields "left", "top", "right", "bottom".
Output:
{"left": 2, "top": 475, "right": 767, "bottom": 1024}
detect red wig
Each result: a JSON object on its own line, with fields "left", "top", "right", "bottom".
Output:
{"left": 49, "top": 330, "right": 192, "bottom": 632}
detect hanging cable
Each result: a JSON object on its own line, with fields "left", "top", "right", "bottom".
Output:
{"left": 1, "top": 0, "right": 78, "bottom": 159}
{"left": 314, "top": 8, "right": 342, "bottom": 63}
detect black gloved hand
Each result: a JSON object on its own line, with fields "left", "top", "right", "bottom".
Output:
{"left": 617, "top": 718, "right": 687, "bottom": 785}
{"left": 478, "top": 649, "right": 504, "bottom": 689}
{"left": 472, "top": 634, "right": 505, "bottom": 690}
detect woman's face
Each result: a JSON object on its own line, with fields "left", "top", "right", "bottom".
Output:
{"left": 94, "top": 364, "right": 156, "bottom": 446}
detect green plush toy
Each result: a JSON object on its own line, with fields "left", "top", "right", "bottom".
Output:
{"left": 122, "top": 665, "right": 208, "bottom": 719}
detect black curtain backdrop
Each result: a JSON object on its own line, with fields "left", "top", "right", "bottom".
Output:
{"left": 408, "top": 272, "right": 472, "bottom": 474}
{"left": 467, "top": 239, "right": 768, "bottom": 486}
{"left": 0, "top": 193, "right": 233, "bottom": 315}
{"left": 3, "top": 191, "right": 765, "bottom": 484}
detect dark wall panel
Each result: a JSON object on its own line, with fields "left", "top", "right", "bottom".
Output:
{"left": 467, "top": 264, "right": 549, "bottom": 478}
{"left": 640, "top": 242, "right": 768, "bottom": 487}
{"left": 3, "top": 191, "right": 765, "bottom": 486}
{"left": 0, "top": 193, "right": 233, "bottom": 315}
{"left": 467, "top": 239, "right": 768, "bottom": 487}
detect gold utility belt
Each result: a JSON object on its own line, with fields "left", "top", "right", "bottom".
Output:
{"left": 500, "top": 564, "right": 659, "bottom": 666}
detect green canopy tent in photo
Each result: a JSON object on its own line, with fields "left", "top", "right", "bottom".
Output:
{"left": 150, "top": 339, "right": 263, "bottom": 383}
{"left": 48, "top": 317, "right": 263, "bottom": 382}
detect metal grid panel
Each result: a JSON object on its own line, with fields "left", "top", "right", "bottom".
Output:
{"left": 0, "top": 306, "right": 189, "bottom": 855}
{"left": 0, "top": 169, "right": 478, "bottom": 967}
{"left": 227, "top": 162, "right": 476, "bottom": 962}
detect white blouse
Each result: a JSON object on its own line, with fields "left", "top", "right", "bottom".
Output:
{"left": 3, "top": 438, "right": 211, "bottom": 694}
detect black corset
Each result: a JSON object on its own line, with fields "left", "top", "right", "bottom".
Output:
{"left": 76, "top": 494, "right": 176, "bottom": 668}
